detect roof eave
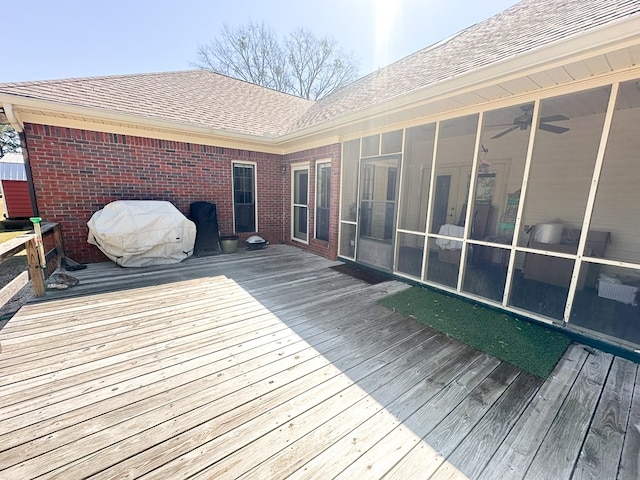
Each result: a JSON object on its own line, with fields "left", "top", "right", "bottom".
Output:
{"left": 0, "top": 93, "right": 291, "bottom": 154}
{"left": 277, "top": 13, "right": 640, "bottom": 143}
{"left": 3, "top": 13, "right": 640, "bottom": 154}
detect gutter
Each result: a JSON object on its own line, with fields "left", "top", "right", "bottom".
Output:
{"left": 1, "top": 103, "right": 39, "bottom": 216}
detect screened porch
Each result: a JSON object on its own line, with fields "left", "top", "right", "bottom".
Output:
{"left": 339, "top": 77, "right": 640, "bottom": 352}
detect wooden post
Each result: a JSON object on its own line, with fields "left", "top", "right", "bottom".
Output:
{"left": 53, "top": 224, "right": 66, "bottom": 266}
{"left": 30, "top": 217, "right": 47, "bottom": 269}
{"left": 29, "top": 217, "right": 47, "bottom": 297}
{"left": 26, "top": 238, "right": 45, "bottom": 297}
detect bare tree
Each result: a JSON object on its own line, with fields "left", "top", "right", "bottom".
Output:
{"left": 0, "top": 124, "right": 20, "bottom": 156}
{"left": 195, "top": 22, "right": 359, "bottom": 100}
{"left": 196, "top": 22, "right": 289, "bottom": 93}
{"left": 285, "top": 28, "right": 359, "bottom": 100}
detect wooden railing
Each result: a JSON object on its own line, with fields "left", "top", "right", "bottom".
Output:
{"left": 0, "top": 223, "right": 65, "bottom": 306}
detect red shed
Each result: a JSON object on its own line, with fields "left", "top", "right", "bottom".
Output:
{"left": 0, "top": 153, "right": 33, "bottom": 219}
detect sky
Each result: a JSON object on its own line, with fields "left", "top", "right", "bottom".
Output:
{"left": 3, "top": 0, "right": 520, "bottom": 84}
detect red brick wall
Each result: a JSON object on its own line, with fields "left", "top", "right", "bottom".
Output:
{"left": 24, "top": 124, "right": 287, "bottom": 263}
{"left": 284, "top": 145, "right": 342, "bottom": 260}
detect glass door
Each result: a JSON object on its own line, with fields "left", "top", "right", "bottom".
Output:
{"left": 356, "top": 156, "right": 400, "bottom": 271}
{"left": 292, "top": 166, "right": 309, "bottom": 243}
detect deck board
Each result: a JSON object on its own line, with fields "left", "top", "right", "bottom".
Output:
{"left": 525, "top": 350, "right": 614, "bottom": 479}
{"left": 612, "top": 362, "right": 640, "bottom": 480}
{"left": 440, "top": 372, "right": 542, "bottom": 479}
{"left": 0, "top": 244, "right": 637, "bottom": 479}
{"left": 573, "top": 356, "right": 636, "bottom": 479}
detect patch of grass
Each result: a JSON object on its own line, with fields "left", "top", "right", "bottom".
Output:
{"left": 380, "top": 287, "right": 571, "bottom": 378}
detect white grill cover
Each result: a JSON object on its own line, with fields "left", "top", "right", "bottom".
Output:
{"left": 87, "top": 200, "right": 196, "bottom": 267}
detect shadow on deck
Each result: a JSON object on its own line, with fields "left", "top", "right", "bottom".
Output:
{"left": 0, "top": 245, "right": 638, "bottom": 479}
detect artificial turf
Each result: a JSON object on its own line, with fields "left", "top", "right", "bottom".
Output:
{"left": 379, "top": 286, "right": 571, "bottom": 378}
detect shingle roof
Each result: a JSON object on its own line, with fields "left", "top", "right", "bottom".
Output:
{"left": 290, "top": 0, "right": 640, "bottom": 131}
{"left": 0, "top": 70, "right": 313, "bottom": 137}
{"left": 0, "top": 0, "right": 638, "bottom": 138}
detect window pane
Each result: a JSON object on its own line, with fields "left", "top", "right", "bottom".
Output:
{"left": 571, "top": 264, "right": 640, "bottom": 344}
{"left": 235, "top": 204, "right": 255, "bottom": 232}
{"left": 316, "top": 163, "right": 331, "bottom": 241}
{"left": 463, "top": 245, "right": 510, "bottom": 302}
{"left": 362, "top": 134, "right": 380, "bottom": 157}
{"left": 294, "top": 170, "right": 308, "bottom": 205}
{"left": 359, "top": 159, "right": 397, "bottom": 241}
{"left": 519, "top": 86, "right": 611, "bottom": 249}
{"left": 340, "top": 223, "right": 356, "bottom": 258}
{"left": 429, "top": 114, "right": 479, "bottom": 234}
{"left": 233, "top": 164, "right": 255, "bottom": 233}
{"left": 341, "top": 140, "right": 360, "bottom": 222}
{"left": 381, "top": 130, "right": 403, "bottom": 154}
{"left": 590, "top": 79, "right": 640, "bottom": 264}
{"left": 317, "top": 163, "right": 330, "bottom": 208}
{"left": 396, "top": 232, "right": 424, "bottom": 279}
{"left": 425, "top": 237, "right": 460, "bottom": 288}
{"left": 509, "top": 251, "right": 571, "bottom": 320}
{"left": 399, "top": 123, "right": 435, "bottom": 232}
{"left": 293, "top": 168, "right": 309, "bottom": 241}
{"left": 477, "top": 103, "right": 532, "bottom": 245}
{"left": 386, "top": 167, "right": 397, "bottom": 202}
{"left": 294, "top": 206, "right": 308, "bottom": 241}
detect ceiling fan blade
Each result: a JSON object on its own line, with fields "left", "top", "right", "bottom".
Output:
{"left": 539, "top": 123, "right": 570, "bottom": 134}
{"left": 490, "top": 126, "right": 519, "bottom": 139}
{"left": 540, "top": 114, "right": 570, "bottom": 122}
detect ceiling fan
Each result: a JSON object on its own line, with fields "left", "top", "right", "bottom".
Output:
{"left": 489, "top": 104, "right": 570, "bottom": 139}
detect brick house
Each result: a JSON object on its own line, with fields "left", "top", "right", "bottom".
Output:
{"left": 1, "top": 0, "right": 640, "bottom": 352}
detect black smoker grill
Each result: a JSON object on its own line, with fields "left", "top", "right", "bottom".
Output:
{"left": 189, "top": 201, "right": 221, "bottom": 256}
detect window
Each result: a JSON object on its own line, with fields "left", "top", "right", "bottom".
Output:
{"left": 316, "top": 162, "right": 331, "bottom": 241}
{"left": 233, "top": 162, "right": 256, "bottom": 233}
{"left": 292, "top": 166, "right": 309, "bottom": 242}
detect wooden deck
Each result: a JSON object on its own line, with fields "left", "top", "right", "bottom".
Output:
{"left": 0, "top": 244, "right": 638, "bottom": 479}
